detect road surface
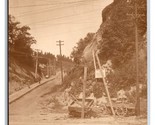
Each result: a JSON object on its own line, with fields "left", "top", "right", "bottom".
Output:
{"left": 9, "top": 72, "right": 147, "bottom": 125}
{"left": 9, "top": 73, "right": 63, "bottom": 125}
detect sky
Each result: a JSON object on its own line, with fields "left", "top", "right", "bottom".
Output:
{"left": 9, "top": 0, "right": 113, "bottom": 57}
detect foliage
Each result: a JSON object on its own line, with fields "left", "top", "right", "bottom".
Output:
{"left": 99, "top": 0, "right": 146, "bottom": 68}
{"left": 56, "top": 55, "right": 72, "bottom": 63}
{"left": 59, "top": 0, "right": 147, "bottom": 99}
{"left": 37, "top": 51, "right": 55, "bottom": 65}
{"left": 97, "top": 0, "right": 147, "bottom": 95}
{"left": 70, "top": 33, "right": 95, "bottom": 64}
{"left": 9, "top": 15, "right": 36, "bottom": 67}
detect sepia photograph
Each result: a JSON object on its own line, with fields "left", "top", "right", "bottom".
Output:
{"left": 8, "top": 0, "right": 147, "bottom": 125}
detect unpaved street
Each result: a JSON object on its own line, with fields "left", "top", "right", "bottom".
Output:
{"left": 9, "top": 73, "right": 63, "bottom": 124}
{"left": 9, "top": 73, "right": 147, "bottom": 125}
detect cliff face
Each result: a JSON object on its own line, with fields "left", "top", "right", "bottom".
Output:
{"left": 81, "top": 0, "right": 147, "bottom": 93}
{"left": 83, "top": 0, "right": 146, "bottom": 65}
{"left": 62, "top": 0, "right": 146, "bottom": 98}
{"left": 83, "top": 1, "right": 116, "bottom": 62}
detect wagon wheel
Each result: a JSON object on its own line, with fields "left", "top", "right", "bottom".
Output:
{"left": 115, "top": 106, "right": 128, "bottom": 117}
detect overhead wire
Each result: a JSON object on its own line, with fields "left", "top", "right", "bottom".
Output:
{"left": 10, "top": 0, "right": 108, "bottom": 27}
{"left": 25, "top": 8, "right": 103, "bottom": 26}
{"left": 14, "top": 2, "right": 83, "bottom": 17}
{"left": 9, "top": 0, "right": 98, "bottom": 8}
{"left": 14, "top": 0, "right": 102, "bottom": 18}
{"left": 32, "top": 23, "right": 99, "bottom": 39}
{"left": 29, "top": 18, "right": 101, "bottom": 32}
{"left": 10, "top": 0, "right": 107, "bottom": 27}
{"left": 10, "top": 50, "right": 52, "bottom": 60}
{"left": 9, "top": 0, "right": 108, "bottom": 51}
{"left": 15, "top": 6, "right": 58, "bottom": 17}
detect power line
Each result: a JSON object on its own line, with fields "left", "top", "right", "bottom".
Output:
{"left": 9, "top": 1, "right": 82, "bottom": 8}
{"left": 25, "top": 8, "right": 102, "bottom": 26}
{"left": 15, "top": 4, "right": 104, "bottom": 18}
{"left": 9, "top": 50, "right": 54, "bottom": 59}
{"left": 8, "top": 24, "right": 99, "bottom": 47}
{"left": 126, "top": 0, "right": 146, "bottom": 116}
{"left": 9, "top": 0, "right": 108, "bottom": 34}
{"left": 10, "top": 0, "right": 103, "bottom": 18}
{"left": 14, "top": 2, "right": 88, "bottom": 17}
{"left": 31, "top": 21, "right": 99, "bottom": 30}
{"left": 9, "top": 0, "right": 98, "bottom": 8}
{"left": 15, "top": 6, "right": 57, "bottom": 17}
{"left": 32, "top": 24, "right": 99, "bottom": 39}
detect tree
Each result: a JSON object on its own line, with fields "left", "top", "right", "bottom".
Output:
{"left": 9, "top": 15, "right": 37, "bottom": 66}
{"left": 98, "top": 0, "right": 147, "bottom": 95}
{"left": 70, "top": 33, "right": 95, "bottom": 64}
{"left": 99, "top": 0, "right": 146, "bottom": 68}
{"left": 9, "top": 15, "right": 36, "bottom": 53}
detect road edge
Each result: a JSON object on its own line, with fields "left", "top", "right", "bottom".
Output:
{"left": 9, "top": 77, "right": 55, "bottom": 104}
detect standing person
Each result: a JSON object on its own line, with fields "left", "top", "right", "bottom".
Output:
{"left": 38, "top": 76, "right": 41, "bottom": 84}
{"left": 27, "top": 80, "right": 31, "bottom": 88}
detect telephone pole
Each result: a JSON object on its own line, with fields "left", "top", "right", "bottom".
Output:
{"left": 134, "top": 2, "right": 140, "bottom": 117}
{"left": 46, "top": 61, "right": 49, "bottom": 77}
{"left": 35, "top": 49, "right": 39, "bottom": 79}
{"left": 127, "top": 0, "right": 145, "bottom": 116}
{"left": 48, "top": 58, "right": 51, "bottom": 77}
{"left": 56, "top": 40, "right": 64, "bottom": 84}
{"left": 81, "top": 66, "right": 87, "bottom": 119}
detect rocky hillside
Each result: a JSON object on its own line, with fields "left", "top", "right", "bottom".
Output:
{"left": 64, "top": 0, "right": 147, "bottom": 98}
{"left": 83, "top": 0, "right": 147, "bottom": 92}
{"left": 83, "top": 0, "right": 146, "bottom": 64}
{"left": 9, "top": 56, "right": 37, "bottom": 95}
{"left": 9, "top": 54, "right": 74, "bottom": 95}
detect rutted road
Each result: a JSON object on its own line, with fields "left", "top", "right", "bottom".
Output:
{"left": 9, "top": 72, "right": 147, "bottom": 125}
{"left": 9, "top": 72, "right": 63, "bottom": 125}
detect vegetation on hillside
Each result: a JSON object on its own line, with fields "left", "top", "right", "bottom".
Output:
{"left": 8, "top": 15, "right": 73, "bottom": 94}
{"left": 9, "top": 15, "right": 36, "bottom": 66}
{"left": 62, "top": 0, "right": 147, "bottom": 99}
{"left": 98, "top": 0, "right": 147, "bottom": 94}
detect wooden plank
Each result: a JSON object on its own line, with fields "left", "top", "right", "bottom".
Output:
{"left": 92, "top": 50, "right": 97, "bottom": 70}
{"left": 70, "top": 94, "right": 83, "bottom": 107}
{"left": 81, "top": 66, "right": 87, "bottom": 119}
{"left": 95, "top": 52, "right": 115, "bottom": 116}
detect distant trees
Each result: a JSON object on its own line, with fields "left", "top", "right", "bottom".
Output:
{"left": 37, "top": 51, "right": 55, "bottom": 65}
{"left": 36, "top": 51, "right": 72, "bottom": 70}
{"left": 9, "top": 15, "right": 36, "bottom": 53}
{"left": 9, "top": 15, "right": 36, "bottom": 66}
{"left": 70, "top": 33, "right": 95, "bottom": 64}
{"left": 57, "top": 55, "right": 72, "bottom": 63}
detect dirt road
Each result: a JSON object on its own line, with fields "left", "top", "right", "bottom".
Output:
{"left": 9, "top": 72, "right": 63, "bottom": 125}
{"left": 9, "top": 72, "right": 147, "bottom": 125}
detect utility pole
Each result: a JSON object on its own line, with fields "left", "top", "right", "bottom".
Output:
{"left": 127, "top": 0, "right": 145, "bottom": 116}
{"left": 81, "top": 66, "right": 87, "bottom": 119}
{"left": 56, "top": 40, "right": 64, "bottom": 84}
{"left": 134, "top": 2, "right": 140, "bottom": 116}
{"left": 46, "top": 61, "right": 49, "bottom": 77}
{"left": 49, "top": 58, "right": 51, "bottom": 77}
{"left": 53, "top": 57, "right": 56, "bottom": 75}
{"left": 35, "top": 49, "right": 39, "bottom": 79}
{"left": 54, "top": 58, "right": 56, "bottom": 75}
{"left": 95, "top": 52, "right": 115, "bottom": 116}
